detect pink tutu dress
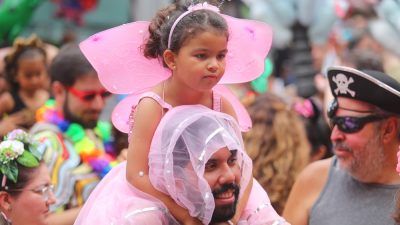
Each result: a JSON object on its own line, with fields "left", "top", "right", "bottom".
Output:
{"left": 74, "top": 106, "right": 288, "bottom": 225}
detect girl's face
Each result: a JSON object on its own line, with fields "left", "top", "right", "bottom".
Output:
{"left": 9, "top": 163, "right": 56, "bottom": 225}
{"left": 172, "top": 31, "right": 228, "bottom": 91}
{"left": 16, "top": 55, "right": 48, "bottom": 93}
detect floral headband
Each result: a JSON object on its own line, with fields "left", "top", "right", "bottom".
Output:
{"left": 0, "top": 129, "right": 42, "bottom": 188}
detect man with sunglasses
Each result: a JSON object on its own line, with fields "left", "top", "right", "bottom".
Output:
{"left": 29, "top": 44, "right": 121, "bottom": 225}
{"left": 284, "top": 66, "right": 400, "bottom": 225}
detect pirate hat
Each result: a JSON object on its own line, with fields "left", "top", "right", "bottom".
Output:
{"left": 327, "top": 66, "right": 400, "bottom": 115}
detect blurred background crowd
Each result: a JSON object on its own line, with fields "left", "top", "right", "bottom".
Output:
{"left": 1, "top": 0, "right": 400, "bottom": 221}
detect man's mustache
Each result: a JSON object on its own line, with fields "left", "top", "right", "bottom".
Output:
{"left": 333, "top": 141, "right": 352, "bottom": 153}
{"left": 212, "top": 183, "right": 240, "bottom": 196}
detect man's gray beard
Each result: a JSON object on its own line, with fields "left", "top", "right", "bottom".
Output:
{"left": 338, "top": 132, "right": 386, "bottom": 182}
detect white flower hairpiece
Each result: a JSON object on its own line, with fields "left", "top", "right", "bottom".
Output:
{"left": 0, "top": 140, "right": 24, "bottom": 163}
{"left": 0, "top": 129, "right": 41, "bottom": 184}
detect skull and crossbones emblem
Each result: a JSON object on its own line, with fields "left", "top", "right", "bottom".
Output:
{"left": 332, "top": 73, "right": 355, "bottom": 97}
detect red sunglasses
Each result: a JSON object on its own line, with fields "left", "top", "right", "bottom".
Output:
{"left": 66, "top": 86, "right": 112, "bottom": 102}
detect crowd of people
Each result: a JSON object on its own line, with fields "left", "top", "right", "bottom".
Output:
{"left": 0, "top": 0, "right": 400, "bottom": 225}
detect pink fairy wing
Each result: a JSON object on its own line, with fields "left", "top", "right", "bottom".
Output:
{"left": 81, "top": 16, "right": 270, "bottom": 132}
{"left": 112, "top": 85, "right": 251, "bottom": 133}
{"left": 111, "top": 94, "right": 141, "bottom": 133}
{"left": 221, "top": 15, "right": 273, "bottom": 84}
{"left": 79, "top": 22, "right": 170, "bottom": 94}
{"left": 80, "top": 17, "right": 272, "bottom": 94}
{"left": 213, "top": 85, "right": 252, "bottom": 132}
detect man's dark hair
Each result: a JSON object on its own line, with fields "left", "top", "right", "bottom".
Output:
{"left": 48, "top": 44, "right": 96, "bottom": 86}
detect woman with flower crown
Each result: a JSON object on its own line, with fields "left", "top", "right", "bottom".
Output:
{"left": 0, "top": 129, "right": 56, "bottom": 225}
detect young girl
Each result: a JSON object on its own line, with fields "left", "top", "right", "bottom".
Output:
{"left": 80, "top": 1, "right": 274, "bottom": 224}
{"left": 130, "top": 3, "right": 243, "bottom": 224}
{"left": 0, "top": 35, "right": 50, "bottom": 137}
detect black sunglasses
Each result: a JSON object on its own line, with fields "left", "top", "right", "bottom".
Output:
{"left": 329, "top": 115, "right": 387, "bottom": 133}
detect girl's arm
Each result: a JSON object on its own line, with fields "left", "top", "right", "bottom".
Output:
{"left": 126, "top": 98, "right": 201, "bottom": 225}
{"left": 221, "top": 97, "right": 252, "bottom": 224}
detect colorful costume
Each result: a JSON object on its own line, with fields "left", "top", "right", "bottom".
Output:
{"left": 75, "top": 105, "right": 287, "bottom": 225}
{"left": 30, "top": 100, "right": 117, "bottom": 211}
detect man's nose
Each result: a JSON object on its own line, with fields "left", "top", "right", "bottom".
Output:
{"left": 330, "top": 125, "right": 345, "bottom": 143}
{"left": 219, "top": 164, "right": 236, "bottom": 184}
{"left": 90, "top": 94, "right": 106, "bottom": 109}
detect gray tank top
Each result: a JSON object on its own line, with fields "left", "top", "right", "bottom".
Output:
{"left": 310, "top": 157, "right": 400, "bottom": 225}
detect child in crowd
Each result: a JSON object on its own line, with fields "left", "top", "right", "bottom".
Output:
{"left": 80, "top": 1, "right": 274, "bottom": 224}
{"left": 0, "top": 35, "right": 49, "bottom": 137}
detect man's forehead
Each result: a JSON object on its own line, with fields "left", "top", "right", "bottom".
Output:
{"left": 207, "top": 148, "right": 236, "bottom": 161}
{"left": 337, "top": 97, "right": 375, "bottom": 112}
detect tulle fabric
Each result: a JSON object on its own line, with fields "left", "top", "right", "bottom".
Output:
{"left": 73, "top": 162, "right": 179, "bottom": 225}
{"left": 240, "top": 180, "right": 290, "bottom": 225}
{"left": 73, "top": 166, "right": 287, "bottom": 224}
{"left": 75, "top": 105, "right": 287, "bottom": 224}
{"left": 149, "top": 105, "right": 252, "bottom": 224}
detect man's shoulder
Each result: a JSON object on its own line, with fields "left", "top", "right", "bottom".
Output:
{"left": 289, "top": 158, "right": 332, "bottom": 203}
{"left": 297, "top": 158, "right": 332, "bottom": 185}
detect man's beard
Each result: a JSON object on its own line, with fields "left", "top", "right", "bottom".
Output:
{"left": 63, "top": 96, "right": 98, "bottom": 129}
{"left": 335, "top": 132, "right": 385, "bottom": 181}
{"left": 210, "top": 183, "right": 240, "bottom": 223}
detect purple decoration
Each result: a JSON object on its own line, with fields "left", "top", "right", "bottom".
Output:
{"left": 90, "top": 159, "right": 108, "bottom": 172}
{"left": 104, "top": 143, "right": 114, "bottom": 155}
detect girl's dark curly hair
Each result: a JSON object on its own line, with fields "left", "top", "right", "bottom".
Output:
{"left": 4, "top": 35, "right": 47, "bottom": 90}
{"left": 143, "top": 0, "right": 228, "bottom": 67}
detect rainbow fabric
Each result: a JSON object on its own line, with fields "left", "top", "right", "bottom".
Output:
{"left": 33, "top": 99, "right": 119, "bottom": 210}
{"left": 36, "top": 99, "right": 117, "bottom": 178}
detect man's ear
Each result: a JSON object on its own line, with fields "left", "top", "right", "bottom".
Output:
{"left": 52, "top": 81, "right": 66, "bottom": 101}
{"left": 382, "top": 117, "right": 398, "bottom": 143}
{"left": 163, "top": 49, "right": 177, "bottom": 71}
